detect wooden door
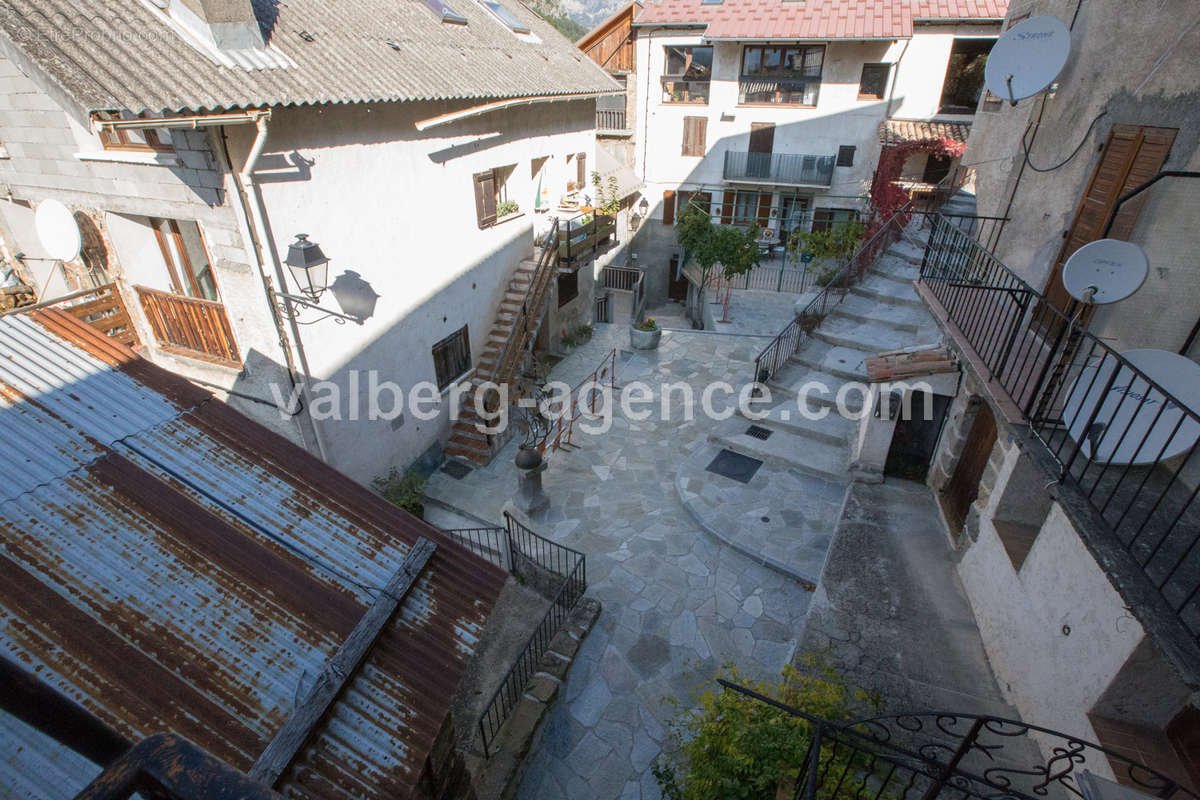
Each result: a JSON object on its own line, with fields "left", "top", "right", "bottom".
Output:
{"left": 749, "top": 123, "right": 774, "bottom": 179}
{"left": 1037, "top": 124, "right": 1177, "bottom": 333}
{"left": 940, "top": 403, "right": 997, "bottom": 533}
{"left": 668, "top": 254, "right": 688, "bottom": 301}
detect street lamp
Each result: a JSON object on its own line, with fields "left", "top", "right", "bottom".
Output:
{"left": 284, "top": 233, "right": 330, "bottom": 300}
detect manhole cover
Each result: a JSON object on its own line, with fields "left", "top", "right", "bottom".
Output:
{"left": 441, "top": 461, "right": 473, "bottom": 480}
{"left": 745, "top": 425, "right": 773, "bottom": 441}
{"left": 705, "top": 449, "right": 763, "bottom": 484}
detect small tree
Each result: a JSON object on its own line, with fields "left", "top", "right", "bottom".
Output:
{"left": 590, "top": 171, "right": 622, "bottom": 215}
{"left": 676, "top": 204, "right": 762, "bottom": 293}
{"left": 789, "top": 219, "right": 866, "bottom": 287}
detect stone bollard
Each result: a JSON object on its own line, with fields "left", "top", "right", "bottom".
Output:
{"left": 514, "top": 445, "right": 549, "bottom": 515}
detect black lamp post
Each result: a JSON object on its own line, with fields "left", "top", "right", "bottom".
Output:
{"left": 284, "top": 234, "right": 330, "bottom": 300}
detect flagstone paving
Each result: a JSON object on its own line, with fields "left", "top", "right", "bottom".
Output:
{"left": 425, "top": 323, "right": 823, "bottom": 799}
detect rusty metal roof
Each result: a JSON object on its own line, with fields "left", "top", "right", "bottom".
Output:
{"left": 0, "top": 0, "right": 618, "bottom": 114}
{"left": 0, "top": 310, "right": 506, "bottom": 799}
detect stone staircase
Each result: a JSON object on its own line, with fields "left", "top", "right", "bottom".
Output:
{"left": 444, "top": 257, "right": 542, "bottom": 465}
{"left": 727, "top": 221, "right": 943, "bottom": 479}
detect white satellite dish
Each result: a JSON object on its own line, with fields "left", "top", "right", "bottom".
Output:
{"left": 1063, "top": 349, "right": 1200, "bottom": 465}
{"left": 984, "top": 15, "right": 1071, "bottom": 103}
{"left": 1062, "top": 239, "right": 1148, "bottom": 304}
{"left": 34, "top": 199, "right": 82, "bottom": 262}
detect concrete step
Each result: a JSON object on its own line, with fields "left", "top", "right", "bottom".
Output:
{"left": 885, "top": 238, "right": 926, "bottom": 265}
{"left": 871, "top": 255, "right": 921, "bottom": 283}
{"left": 739, "top": 400, "right": 855, "bottom": 446}
{"left": 444, "top": 444, "right": 489, "bottom": 464}
{"left": 828, "top": 293, "right": 929, "bottom": 332}
{"left": 790, "top": 340, "right": 872, "bottom": 381}
{"left": 710, "top": 424, "right": 848, "bottom": 483}
{"left": 767, "top": 367, "right": 862, "bottom": 414}
{"left": 851, "top": 274, "right": 924, "bottom": 308}
{"left": 813, "top": 315, "right": 939, "bottom": 354}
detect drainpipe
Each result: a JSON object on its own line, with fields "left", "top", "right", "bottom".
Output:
{"left": 234, "top": 116, "right": 331, "bottom": 463}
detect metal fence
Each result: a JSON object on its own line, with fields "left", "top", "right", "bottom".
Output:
{"left": 718, "top": 680, "right": 1199, "bottom": 800}
{"left": 919, "top": 216, "right": 1200, "bottom": 644}
{"left": 724, "top": 151, "right": 835, "bottom": 187}
{"left": 443, "top": 513, "right": 587, "bottom": 757}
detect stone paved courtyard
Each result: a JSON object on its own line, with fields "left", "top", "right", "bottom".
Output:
{"left": 425, "top": 323, "right": 822, "bottom": 799}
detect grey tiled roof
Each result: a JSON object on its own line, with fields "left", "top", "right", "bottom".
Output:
{"left": 0, "top": 0, "right": 619, "bottom": 113}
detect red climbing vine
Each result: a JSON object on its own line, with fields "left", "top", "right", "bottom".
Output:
{"left": 867, "top": 137, "right": 967, "bottom": 232}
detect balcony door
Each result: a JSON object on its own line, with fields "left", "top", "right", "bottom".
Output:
{"left": 151, "top": 218, "right": 219, "bottom": 302}
{"left": 1036, "top": 124, "right": 1176, "bottom": 336}
{"left": 748, "top": 123, "right": 774, "bottom": 179}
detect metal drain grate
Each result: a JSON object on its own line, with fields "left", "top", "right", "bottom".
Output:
{"left": 745, "top": 425, "right": 773, "bottom": 441}
{"left": 705, "top": 449, "right": 763, "bottom": 484}
{"left": 441, "top": 461, "right": 473, "bottom": 480}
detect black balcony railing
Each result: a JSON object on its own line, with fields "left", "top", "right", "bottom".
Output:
{"left": 718, "top": 680, "right": 1199, "bottom": 800}
{"left": 724, "top": 151, "right": 835, "bottom": 187}
{"left": 919, "top": 216, "right": 1200, "bottom": 645}
{"left": 597, "top": 109, "right": 628, "bottom": 131}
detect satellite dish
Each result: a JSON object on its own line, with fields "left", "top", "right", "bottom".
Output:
{"left": 35, "top": 199, "right": 82, "bottom": 262}
{"left": 1062, "top": 239, "right": 1148, "bottom": 304}
{"left": 1063, "top": 349, "right": 1200, "bottom": 465}
{"left": 984, "top": 15, "right": 1071, "bottom": 103}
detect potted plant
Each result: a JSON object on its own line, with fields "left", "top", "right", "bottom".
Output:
{"left": 497, "top": 199, "right": 520, "bottom": 219}
{"left": 372, "top": 466, "right": 426, "bottom": 518}
{"left": 630, "top": 316, "right": 661, "bottom": 350}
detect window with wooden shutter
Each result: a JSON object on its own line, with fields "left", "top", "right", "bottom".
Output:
{"left": 1037, "top": 124, "right": 1177, "bottom": 331}
{"left": 662, "top": 189, "right": 675, "bottom": 225}
{"left": 682, "top": 116, "right": 707, "bottom": 156}
{"left": 721, "top": 191, "right": 734, "bottom": 224}
{"left": 756, "top": 193, "right": 772, "bottom": 229}
{"left": 473, "top": 170, "right": 497, "bottom": 229}
{"left": 836, "top": 145, "right": 856, "bottom": 167}
{"left": 577, "top": 152, "right": 587, "bottom": 187}
{"left": 432, "top": 325, "right": 471, "bottom": 390}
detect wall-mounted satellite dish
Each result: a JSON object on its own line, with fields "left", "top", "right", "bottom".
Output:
{"left": 34, "top": 199, "right": 82, "bottom": 262}
{"left": 1063, "top": 349, "right": 1200, "bottom": 465}
{"left": 1062, "top": 239, "right": 1148, "bottom": 304}
{"left": 984, "top": 15, "right": 1071, "bottom": 103}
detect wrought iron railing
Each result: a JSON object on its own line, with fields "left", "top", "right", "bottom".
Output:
{"left": 448, "top": 513, "right": 586, "bottom": 758}
{"left": 724, "top": 151, "right": 835, "bottom": 187}
{"left": 919, "top": 216, "right": 1200, "bottom": 643}
{"left": 543, "top": 348, "right": 617, "bottom": 455}
{"left": 719, "top": 680, "right": 1199, "bottom": 800}
{"left": 487, "top": 219, "right": 560, "bottom": 389}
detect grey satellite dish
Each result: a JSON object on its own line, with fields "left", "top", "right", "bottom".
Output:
{"left": 984, "top": 15, "right": 1071, "bottom": 103}
{"left": 1063, "top": 349, "right": 1200, "bottom": 465}
{"left": 34, "top": 199, "right": 82, "bottom": 262}
{"left": 1062, "top": 239, "right": 1148, "bottom": 304}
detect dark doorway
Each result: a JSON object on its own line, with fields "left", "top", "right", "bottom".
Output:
{"left": 748, "top": 122, "right": 774, "bottom": 179}
{"left": 939, "top": 401, "right": 997, "bottom": 532}
{"left": 922, "top": 154, "right": 953, "bottom": 186}
{"left": 885, "top": 391, "right": 952, "bottom": 482}
{"left": 668, "top": 254, "right": 688, "bottom": 301}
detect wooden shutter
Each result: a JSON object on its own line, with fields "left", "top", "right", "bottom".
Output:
{"left": 1041, "top": 124, "right": 1177, "bottom": 320}
{"left": 749, "top": 122, "right": 774, "bottom": 154}
{"left": 577, "top": 152, "right": 587, "bottom": 186}
{"left": 756, "top": 192, "right": 772, "bottom": 228}
{"left": 682, "top": 116, "right": 707, "bottom": 156}
{"left": 662, "top": 190, "right": 676, "bottom": 225}
{"left": 721, "top": 191, "right": 734, "bottom": 224}
{"left": 473, "top": 170, "right": 497, "bottom": 229}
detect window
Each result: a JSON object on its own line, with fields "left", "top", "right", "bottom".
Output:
{"left": 858, "top": 63, "right": 890, "bottom": 100}
{"left": 421, "top": 0, "right": 468, "bottom": 24}
{"left": 557, "top": 272, "right": 579, "bottom": 306}
{"left": 811, "top": 208, "right": 860, "bottom": 233}
{"left": 97, "top": 111, "right": 174, "bottom": 154}
{"left": 681, "top": 116, "right": 707, "bottom": 156}
{"left": 481, "top": 0, "right": 530, "bottom": 33}
{"left": 661, "top": 46, "right": 712, "bottom": 104}
{"left": 730, "top": 190, "right": 771, "bottom": 227}
{"left": 150, "top": 218, "right": 217, "bottom": 301}
{"left": 473, "top": 167, "right": 515, "bottom": 228}
{"left": 432, "top": 325, "right": 471, "bottom": 390}
{"left": 677, "top": 190, "right": 711, "bottom": 220}
{"left": 938, "top": 38, "right": 995, "bottom": 115}
{"left": 739, "top": 45, "right": 823, "bottom": 106}
{"left": 836, "top": 145, "right": 856, "bottom": 167}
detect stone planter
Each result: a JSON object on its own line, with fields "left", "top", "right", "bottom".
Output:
{"left": 629, "top": 324, "right": 661, "bottom": 350}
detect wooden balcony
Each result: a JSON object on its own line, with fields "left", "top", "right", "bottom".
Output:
{"left": 135, "top": 285, "right": 240, "bottom": 365}
{"left": 558, "top": 213, "right": 615, "bottom": 271}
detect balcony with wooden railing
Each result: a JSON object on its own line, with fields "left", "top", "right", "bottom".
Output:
{"left": 135, "top": 286, "right": 240, "bottom": 366}
{"left": 2, "top": 283, "right": 140, "bottom": 347}
{"left": 559, "top": 214, "right": 615, "bottom": 270}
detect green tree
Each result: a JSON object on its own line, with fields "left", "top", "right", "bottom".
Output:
{"left": 788, "top": 219, "right": 865, "bottom": 287}
{"left": 675, "top": 204, "right": 762, "bottom": 295}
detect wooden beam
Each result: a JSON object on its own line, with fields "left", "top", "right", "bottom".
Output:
{"left": 248, "top": 537, "right": 437, "bottom": 785}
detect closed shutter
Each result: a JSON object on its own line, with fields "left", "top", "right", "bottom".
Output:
{"left": 1040, "top": 124, "right": 1177, "bottom": 324}
{"left": 721, "top": 191, "right": 734, "bottom": 224}
{"left": 662, "top": 189, "right": 675, "bottom": 225}
{"left": 756, "top": 192, "right": 772, "bottom": 229}
{"left": 682, "top": 116, "right": 707, "bottom": 156}
{"left": 473, "top": 170, "right": 497, "bottom": 229}
{"left": 577, "top": 152, "right": 587, "bottom": 186}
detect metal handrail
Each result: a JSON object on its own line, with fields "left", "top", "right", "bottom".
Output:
{"left": 489, "top": 219, "right": 560, "bottom": 387}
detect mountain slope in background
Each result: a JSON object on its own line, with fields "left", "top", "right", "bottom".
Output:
{"left": 526, "top": 0, "right": 589, "bottom": 40}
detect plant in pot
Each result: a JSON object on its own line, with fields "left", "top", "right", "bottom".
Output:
{"left": 497, "top": 199, "right": 520, "bottom": 219}
{"left": 630, "top": 316, "right": 661, "bottom": 350}
{"left": 373, "top": 466, "right": 426, "bottom": 518}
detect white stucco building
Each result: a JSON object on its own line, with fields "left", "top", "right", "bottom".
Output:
{"left": 623, "top": 0, "right": 1005, "bottom": 311}
{"left": 0, "top": 0, "right": 618, "bottom": 483}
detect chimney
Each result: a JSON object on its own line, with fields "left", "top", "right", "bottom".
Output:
{"left": 164, "top": 0, "right": 266, "bottom": 52}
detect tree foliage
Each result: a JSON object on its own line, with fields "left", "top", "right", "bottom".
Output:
{"left": 788, "top": 219, "right": 866, "bottom": 286}
{"left": 675, "top": 204, "right": 762, "bottom": 289}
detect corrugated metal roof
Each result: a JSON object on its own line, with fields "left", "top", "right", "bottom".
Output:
{"left": 634, "top": 0, "right": 1006, "bottom": 39}
{"left": 0, "top": 710, "right": 101, "bottom": 800}
{"left": 0, "top": 310, "right": 507, "bottom": 799}
{"left": 0, "top": 0, "right": 619, "bottom": 114}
